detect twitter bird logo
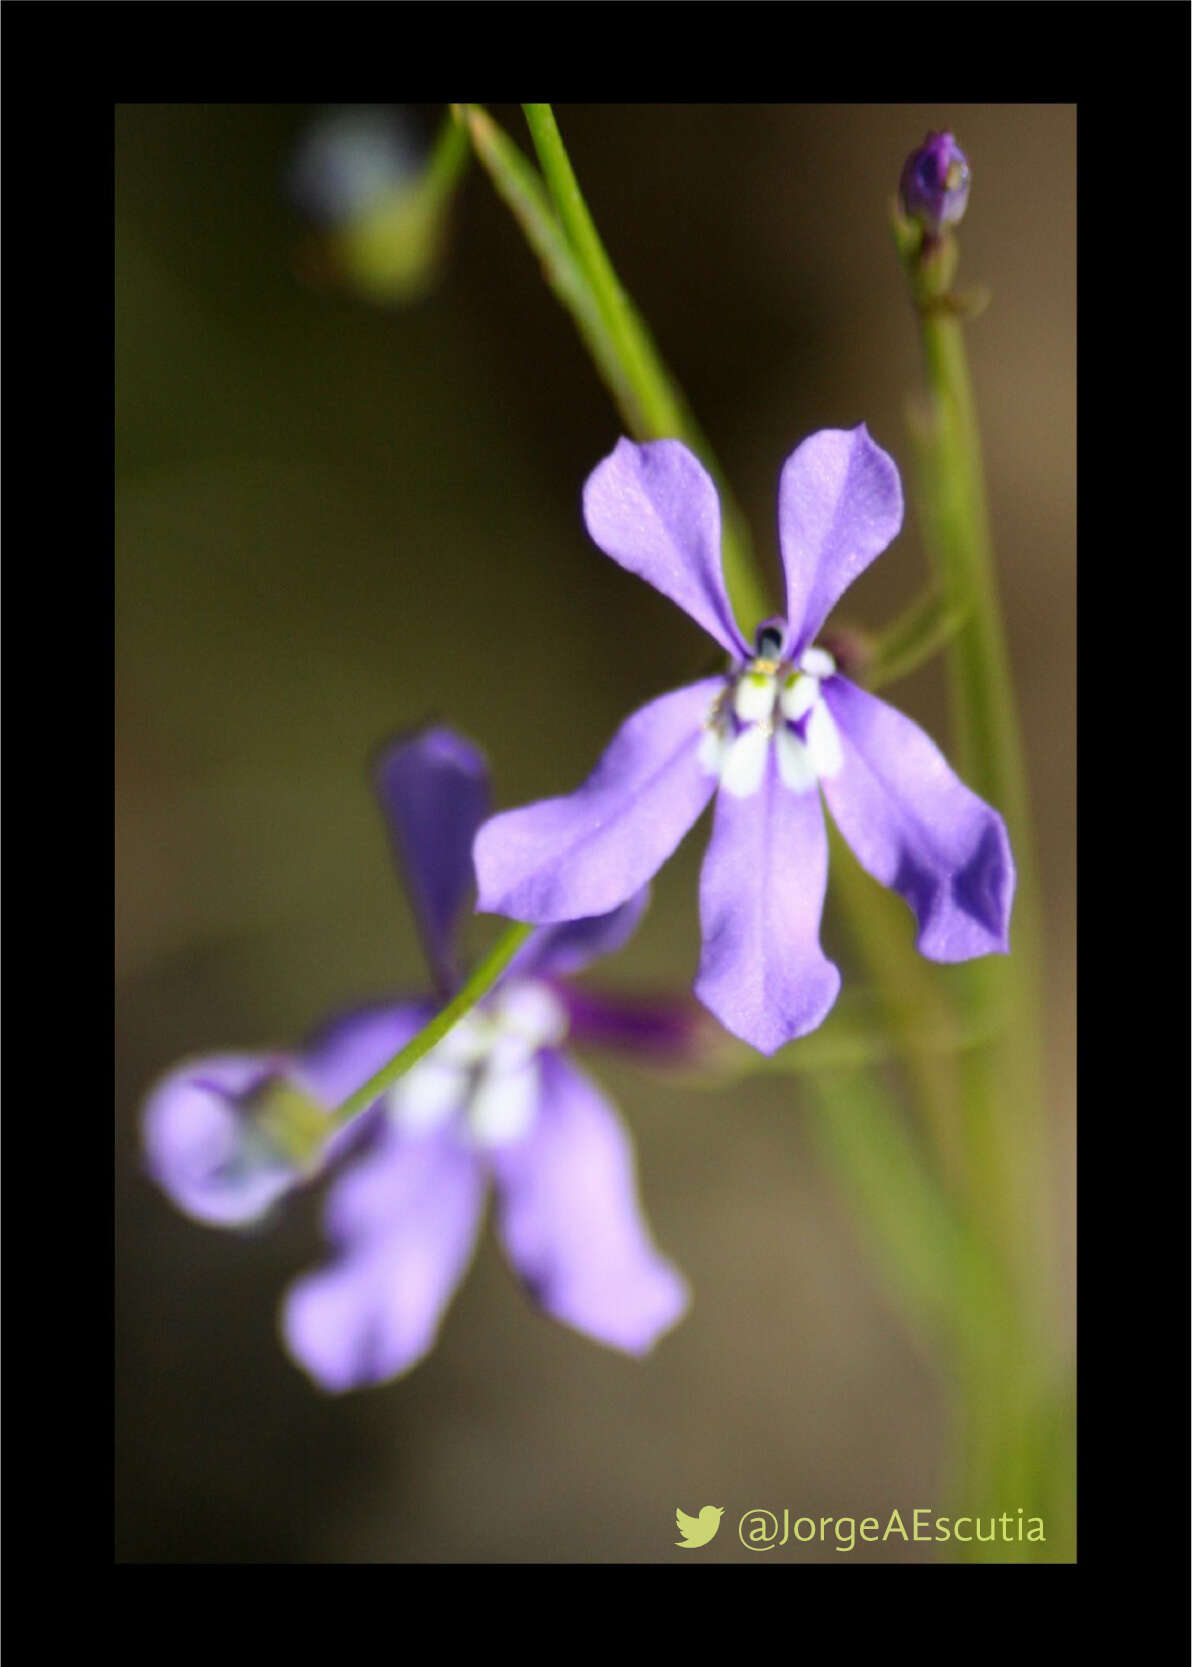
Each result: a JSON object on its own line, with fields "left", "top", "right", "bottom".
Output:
{"left": 675, "top": 1505, "right": 724, "bottom": 1548}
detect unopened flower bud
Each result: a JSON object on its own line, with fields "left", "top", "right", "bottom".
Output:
{"left": 899, "top": 131, "right": 971, "bottom": 237}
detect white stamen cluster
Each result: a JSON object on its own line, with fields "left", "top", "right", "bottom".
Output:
{"left": 699, "top": 645, "right": 843, "bottom": 799}
{"left": 386, "top": 981, "right": 569, "bottom": 1148}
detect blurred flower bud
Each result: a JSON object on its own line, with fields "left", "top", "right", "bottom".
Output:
{"left": 288, "top": 106, "right": 424, "bottom": 227}
{"left": 287, "top": 106, "right": 465, "bottom": 305}
{"left": 899, "top": 131, "right": 971, "bottom": 237}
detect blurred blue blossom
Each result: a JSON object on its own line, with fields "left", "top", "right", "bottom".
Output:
{"left": 142, "top": 728, "right": 689, "bottom": 1389}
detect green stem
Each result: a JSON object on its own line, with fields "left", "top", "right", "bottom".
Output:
{"left": 331, "top": 922, "right": 534, "bottom": 1125}
{"left": 802, "top": 1064, "right": 1017, "bottom": 1369}
{"left": 901, "top": 226, "right": 1071, "bottom": 1557}
{"left": 865, "top": 583, "right": 972, "bottom": 691}
{"left": 521, "top": 105, "right": 678, "bottom": 427}
{"left": 907, "top": 242, "right": 1053, "bottom": 1309}
{"left": 515, "top": 104, "right": 769, "bottom": 630}
{"left": 457, "top": 106, "right": 650, "bottom": 446}
{"left": 423, "top": 109, "right": 471, "bottom": 201}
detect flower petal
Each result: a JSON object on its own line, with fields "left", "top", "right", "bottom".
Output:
{"left": 821, "top": 677, "right": 1014, "bottom": 960}
{"left": 490, "top": 1051, "right": 688, "bottom": 1354}
{"left": 300, "top": 1002, "right": 433, "bottom": 1106}
{"left": 778, "top": 426, "right": 904, "bottom": 652}
{"left": 583, "top": 438, "right": 747, "bottom": 655}
{"left": 509, "top": 886, "right": 651, "bottom": 982}
{"left": 473, "top": 680, "right": 723, "bottom": 923}
{"left": 141, "top": 1055, "right": 307, "bottom": 1227}
{"left": 695, "top": 755, "right": 841, "bottom": 1053}
{"left": 281, "top": 1129, "right": 485, "bottom": 1390}
{"left": 558, "top": 987, "right": 711, "bottom": 1063}
{"left": 373, "top": 727, "right": 491, "bottom": 988}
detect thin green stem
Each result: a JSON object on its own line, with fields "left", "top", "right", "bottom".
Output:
{"left": 331, "top": 922, "right": 534, "bottom": 1125}
{"left": 521, "top": 104, "right": 686, "bottom": 436}
{"left": 423, "top": 110, "right": 471, "bottom": 201}
{"left": 865, "top": 583, "right": 972, "bottom": 691}
{"left": 802, "top": 1064, "right": 1019, "bottom": 1368}
{"left": 900, "top": 223, "right": 1071, "bottom": 1557}
{"left": 517, "top": 104, "right": 769, "bottom": 630}
{"left": 457, "top": 106, "right": 649, "bottom": 442}
{"left": 907, "top": 251, "right": 1053, "bottom": 1314}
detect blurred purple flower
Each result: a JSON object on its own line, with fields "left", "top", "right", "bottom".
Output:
{"left": 142, "top": 728, "right": 688, "bottom": 1390}
{"left": 899, "top": 131, "right": 971, "bottom": 236}
{"left": 474, "top": 429, "right": 1014, "bottom": 1055}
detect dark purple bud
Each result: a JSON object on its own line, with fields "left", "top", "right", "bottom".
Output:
{"left": 899, "top": 131, "right": 971, "bottom": 237}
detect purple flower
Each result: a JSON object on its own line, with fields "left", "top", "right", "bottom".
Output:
{"left": 142, "top": 727, "right": 688, "bottom": 1390}
{"left": 473, "top": 428, "right": 1014, "bottom": 1056}
{"left": 899, "top": 131, "right": 971, "bottom": 237}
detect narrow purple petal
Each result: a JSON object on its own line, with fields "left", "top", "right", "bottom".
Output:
{"left": 141, "top": 1054, "right": 306, "bottom": 1227}
{"left": 510, "top": 886, "right": 651, "bottom": 982}
{"left": 821, "top": 677, "right": 1014, "bottom": 960}
{"left": 373, "top": 727, "right": 491, "bottom": 989}
{"left": 281, "top": 1129, "right": 485, "bottom": 1391}
{"left": 473, "top": 679, "right": 723, "bottom": 923}
{"left": 778, "top": 427, "right": 904, "bottom": 653}
{"left": 695, "top": 759, "right": 841, "bottom": 1054}
{"left": 583, "top": 439, "right": 747, "bottom": 655}
{"left": 490, "top": 1052, "right": 688, "bottom": 1355}
{"left": 558, "top": 986, "right": 712, "bottom": 1063}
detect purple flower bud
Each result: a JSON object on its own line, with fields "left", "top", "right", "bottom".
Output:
{"left": 899, "top": 132, "right": 971, "bottom": 237}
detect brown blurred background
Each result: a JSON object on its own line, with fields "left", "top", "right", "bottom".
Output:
{"left": 115, "top": 103, "right": 1074, "bottom": 1563}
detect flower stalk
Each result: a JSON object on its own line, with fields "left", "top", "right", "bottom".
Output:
{"left": 895, "top": 194, "right": 1071, "bottom": 1556}
{"left": 331, "top": 921, "right": 534, "bottom": 1126}
{"left": 471, "top": 103, "right": 768, "bottom": 629}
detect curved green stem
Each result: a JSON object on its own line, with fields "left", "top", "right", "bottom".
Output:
{"left": 865, "top": 584, "right": 972, "bottom": 690}
{"left": 424, "top": 109, "right": 471, "bottom": 201}
{"left": 513, "top": 104, "right": 769, "bottom": 630}
{"left": 331, "top": 922, "right": 534, "bottom": 1125}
